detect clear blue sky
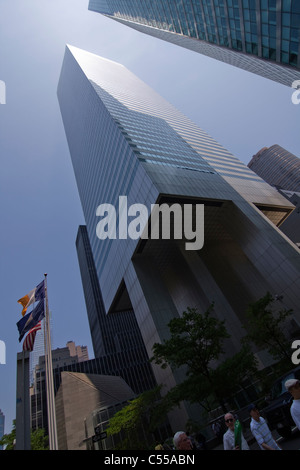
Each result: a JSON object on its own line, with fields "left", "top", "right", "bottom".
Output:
{"left": 0, "top": 0, "right": 299, "bottom": 435}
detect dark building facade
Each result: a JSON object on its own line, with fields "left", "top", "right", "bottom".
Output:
{"left": 76, "top": 224, "right": 151, "bottom": 360}
{"left": 89, "top": 0, "right": 300, "bottom": 86}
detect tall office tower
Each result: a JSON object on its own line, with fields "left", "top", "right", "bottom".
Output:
{"left": 88, "top": 0, "right": 300, "bottom": 87}
{"left": 57, "top": 45, "right": 300, "bottom": 429}
{"left": 0, "top": 409, "right": 4, "bottom": 450}
{"left": 248, "top": 144, "right": 300, "bottom": 192}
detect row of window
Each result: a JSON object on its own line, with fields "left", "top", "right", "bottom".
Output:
{"left": 101, "top": 0, "right": 299, "bottom": 66}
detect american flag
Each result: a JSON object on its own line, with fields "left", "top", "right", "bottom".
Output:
{"left": 23, "top": 321, "right": 42, "bottom": 352}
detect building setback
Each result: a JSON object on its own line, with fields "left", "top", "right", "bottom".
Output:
{"left": 57, "top": 45, "right": 300, "bottom": 429}
{"left": 89, "top": 0, "right": 300, "bottom": 87}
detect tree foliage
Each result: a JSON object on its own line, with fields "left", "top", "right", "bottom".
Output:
{"left": 151, "top": 305, "right": 257, "bottom": 412}
{"left": 0, "top": 420, "right": 49, "bottom": 450}
{"left": 106, "top": 386, "right": 166, "bottom": 450}
{"left": 243, "top": 292, "right": 293, "bottom": 362}
{"left": 0, "top": 420, "right": 16, "bottom": 450}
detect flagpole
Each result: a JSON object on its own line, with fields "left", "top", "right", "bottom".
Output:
{"left": 43, "top": 304, "right": 52, "bottom": 449}
{"left": 44, "top": 273, "right": 58, "bottom": 450}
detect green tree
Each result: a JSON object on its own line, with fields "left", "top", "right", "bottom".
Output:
{"left": 30, "top": 428, "right": 49, "bottom": 450}
{"left": 243, "top": 292, "right": 293, "bottom": 362}
{"left": 106, "top": 386, "right": 167, "bottom": 450}
{"left": 151, "top": 305, "right": 257, "bottom": 412}
{"left": 0, "top": 420, "right": 16, "bottom": 450}
{"left": 0, "top": 421, "right": 49, "bottom": 450}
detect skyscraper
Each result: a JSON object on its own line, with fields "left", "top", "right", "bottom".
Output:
{"left": 88, "top": 0, "right": 300, "bottom": 87}
{"left": 248, "top": 144, "right": 300, "bottom": 192}
{"left": 248, "top": 144, "right": 300, "bottom": 247}
{"left": 57, "top": 45, "right": 300, "bottom": 429}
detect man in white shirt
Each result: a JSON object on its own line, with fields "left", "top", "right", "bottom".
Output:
{"left": 223, "top": 412, "right": 249, "bottom": 450}
{"left": 248, "top": 404, "right": 281, "bottom": 450}
{"left": 285, "top": 378, "right": 300, "bottom": 430}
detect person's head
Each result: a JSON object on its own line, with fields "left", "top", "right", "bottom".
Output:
{"left": 285, "top": 379, "right": 300, "bottom": 399}
{"left": 173, "top": 431, "right": 192, "bottom": 450}
{"left": 224, "top": 412, "right": 235, "bottom": 430}
{"left": 248, "top": 404, "right": 260, "bottom": 421}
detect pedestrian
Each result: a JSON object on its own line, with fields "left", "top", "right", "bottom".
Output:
{"left": 223, "top": 412, "right": 249, "bottom": 450}
{"left": 285, "top": 378, "right": 300, "bottom": 430}
{"left": 185, "top": 431, "right": 196, "bottom": 449}
{"left": 173, "top": 431, "right": 193, "bottom": 450}
{"left": 248, "top": 404, "right": 281, "bottom": 450}
{"left": 211, "top": 419, "right": 223, "bottom": 443}
{"left": 195, "top": 431, "right": 207, "bottom": 450}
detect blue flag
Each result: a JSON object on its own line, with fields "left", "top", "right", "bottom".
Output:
{"left": 17, "top": 300, "right": 45, "bottom": 342}
{"left": 18, "top": 280, "right": 45, "bottom": 316}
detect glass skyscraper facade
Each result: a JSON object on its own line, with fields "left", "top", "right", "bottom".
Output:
{"left": 89, "top": 0, "right": 300, "bottom": 86}
{"left": 76, "top": 225, "right": 152, "bottom": 360}
{"left": 57, "top": 45, "right": 300, "bottom": 429}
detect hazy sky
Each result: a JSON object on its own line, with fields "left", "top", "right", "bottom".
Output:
{"left": 0, "top": 0, "right": 299, "bottom": 434}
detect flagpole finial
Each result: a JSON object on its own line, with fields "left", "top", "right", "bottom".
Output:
{"left": 44, "top": 273, "right": 47, "bottom": 277}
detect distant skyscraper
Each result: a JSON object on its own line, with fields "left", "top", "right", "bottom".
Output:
{"left": 31, "top": 341, "right": 90, "bottom": 433}
{"left": 0, "top": 409, "right": 4, "bottom": 450}
{"left": 57, "top": 45, "right": 300, "bottom": 429}
{"left": 89, "top": 0, "right": 300, "bottom": 87}
{"left": 248, "top": 144, "right": 300, "bottom": 192}
{"left": 65, "top": 341, "right": 89, "bottom": 361}
{"left": 248, "top": 144, "right": 300, "bottom": 247}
